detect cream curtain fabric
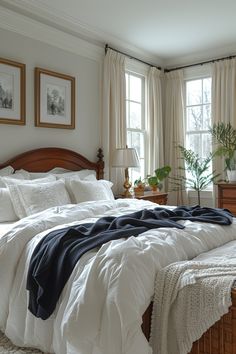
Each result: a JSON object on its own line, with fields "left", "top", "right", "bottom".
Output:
{"left": 102, "top": 49, "right": 127, "bottom": 194}
{"left": 212, "top": 58, "right": 236, "bottom": 205}
{"left": 164, "top": 70, "right": 187, "bottom": 205}
{"left": 147, "top": 67, "right": 164, "bottom": 175}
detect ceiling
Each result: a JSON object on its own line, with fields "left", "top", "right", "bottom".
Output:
{"left": 1, "top": 0, "right": 236, "bottom": 68}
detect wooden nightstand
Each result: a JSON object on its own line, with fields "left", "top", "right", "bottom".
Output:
{"left": 217, "top": 183, "right": 236, "bottom": 215}
{"left": 135, "top": 191, "right": 168, "bottom": 205}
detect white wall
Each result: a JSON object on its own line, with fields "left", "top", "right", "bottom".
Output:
{"left": 0, "top": 27, "right": 103, "bottom": 163}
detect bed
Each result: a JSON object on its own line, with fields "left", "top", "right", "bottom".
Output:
{"left": 0, "top": 147, "right": 236, "bottom": 354}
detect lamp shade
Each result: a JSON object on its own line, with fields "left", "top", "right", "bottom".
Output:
{"left": 112, "top": 148, "right": 140, "bottom": 168}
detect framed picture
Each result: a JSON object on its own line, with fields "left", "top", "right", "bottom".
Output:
{"left": 35, "top": 67, "right": 75, "bottom": 129}
{"left": 0, "top": 58, "right": 26, "bottom": 125}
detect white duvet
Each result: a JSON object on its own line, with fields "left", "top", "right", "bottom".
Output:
{"left": 1, "top": 199, "right": 236, "bottom": 354}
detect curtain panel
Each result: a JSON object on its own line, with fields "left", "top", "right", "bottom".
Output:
{"left": 212, "top": 58, "right": 236, "bottom": 205}
{"left": 164, "top": 70, "right": 187, "bottom": 205}
{"left": 102, "top": 49, "right": 127, "bottom": 194}
{"left": 147, "top": 67, "right": 164, "bottom": 175}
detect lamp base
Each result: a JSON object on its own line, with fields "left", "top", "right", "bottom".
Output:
{"left": 122, "top": 189, "right": 133, "bottom": 198}
{"left": 123, "top": 167, "right": 132, "bottom": 198}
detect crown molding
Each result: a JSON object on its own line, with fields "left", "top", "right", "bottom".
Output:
{"left": 0, "top": 0, "right": 164, "bottom": 68}
{"left": 165, "top": 43, "right": 236, "bottom": 70}
{"left": 0, "top": 5, "right": 104, "bottom": 62}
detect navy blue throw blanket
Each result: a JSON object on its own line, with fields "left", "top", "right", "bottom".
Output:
{"left": 26, "top": 205, "right": 233, "bottom": 319}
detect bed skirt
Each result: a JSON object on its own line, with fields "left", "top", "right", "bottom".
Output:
{"left": 142, "top": 287, "right": 236, "bottom": 354}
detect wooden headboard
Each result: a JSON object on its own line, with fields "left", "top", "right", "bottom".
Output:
{"left": 0, "top": 147, "right": 104, "bottom": 180}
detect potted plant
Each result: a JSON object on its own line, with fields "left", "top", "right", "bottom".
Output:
{"left": 133, "top": 177, "right": 145, "bottom": 196}
{"left": 210, "top": 122, "right": 236, "bottom": 181}
{"left": 170, "top": 145, "right": 219, "bottom": 205}
{"left": 147, "top": 166, "right": 171, "bottom": 192}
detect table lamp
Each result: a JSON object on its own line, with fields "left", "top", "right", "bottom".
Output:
{"left": 112, "top": 147, "right": 140, "bottom": 197}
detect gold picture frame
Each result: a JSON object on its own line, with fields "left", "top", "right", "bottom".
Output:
{"left": 35, "top": 67, "right": 75, "bottom": 129}
{"left": 0, "top": 58, "right": 26, "bottom": 125}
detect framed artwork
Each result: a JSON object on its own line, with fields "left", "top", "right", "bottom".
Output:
{"left": 35, "top": 67, "right": 75, "bottom": 129}
{"left": 0, "top": 58, "right": 26, "bottom": 125}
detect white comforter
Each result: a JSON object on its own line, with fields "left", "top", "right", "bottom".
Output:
{"left": 1, "top": 199, "right": 236, "bottom": 354}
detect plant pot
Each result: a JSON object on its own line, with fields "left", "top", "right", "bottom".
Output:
{"left": 134, "top": 186, "right": 144, "bottom": 197}
{"left": 227, "top": 170, "right": 236, "bottom": 182}
{"left": 151, "top": 185, "right": 158, "bottom": 192}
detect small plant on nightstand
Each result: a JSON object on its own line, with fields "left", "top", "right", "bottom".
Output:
{"left": 133, "top": 177, "right": 145, "bottom": 196}
{"left": 147, "top": 166, "right": 171, "bottom": 192}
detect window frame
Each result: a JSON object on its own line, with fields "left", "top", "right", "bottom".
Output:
{"left": 125, "top": 69, "right": 147, "bottom": 182}
{"left": 183, "top": 68, "right": 213, "bottom": 192}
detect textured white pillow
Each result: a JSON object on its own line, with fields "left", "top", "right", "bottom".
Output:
{"left": 8, "top": 180, "right": 71, "bottom": 219}
{"left": 2, "top": 174, "right": 56, "bottom": 187}
{"left": 55, "top": 169, "right": 96, "bottom": 180}
{"left": 0, "top": 165, "right": 14, "bottom": 176}
{"left": 66, "top": 179, "right": 114, "bottom": 203}
{"left": 0, "top": 188, "right": 18, "bottom": 222}
{"left": 0, "top": 173, "right": 30, "bottom": 187}
{"left": 59, "top": 174, "right": 96, "bottom": 201}
{"left": 16, "top": 167, "right": 72, "bottom": 179}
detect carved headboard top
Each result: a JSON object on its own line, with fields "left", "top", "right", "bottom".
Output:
{"left": 0, "top": 147, "right": 104, "bottom": 180}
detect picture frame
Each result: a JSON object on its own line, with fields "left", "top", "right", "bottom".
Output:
{"left": 0, "top": 58, "right": 26, "bottom": 125}
{"left": 35, "top": 67, "right": 75, "bottom": 129}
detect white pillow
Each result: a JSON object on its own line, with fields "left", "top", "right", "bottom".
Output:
{"left": 0, "top": 188, "right": 18, "bottom": 222}
{"left": 66, "top": 179, "right": 114, "bottom": 203}
{"left": 0, "top": 173, "right": 30, "bottom": 187}
{"left": 8, "top": 180, "right": 71, "bottom": 219}
{"left": 0, "top": 165, "right": 14, "bottom": 176}
{"left": 55, "top": 169, "right": 96, "bottom": 180}
{"left": 59, "top": 173, "right": 96, "bottom": 202}
{"left": 16, "top": 167, "right": 71, "bottom": 179}
{"left": 2, "top": 174, "right": 56, "bottom": 187}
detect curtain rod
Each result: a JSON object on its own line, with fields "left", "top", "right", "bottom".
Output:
{"left": 105, "top": 44, "right": 162, "bottom": 71}
{"left": 165, "top": 54, "right": 236, "bottom": 72}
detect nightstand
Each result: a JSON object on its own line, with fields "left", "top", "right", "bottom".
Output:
{"left": 217, "top": 183, "right": 236, "bottom": 216}
{"left": 135, "top": 191, "right": 168, "bottom": 205}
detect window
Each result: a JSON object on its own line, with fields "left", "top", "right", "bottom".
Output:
{"left": 185, "top": 77, "right": 212, "bottom": 158}
{"left": 125, "top": 71, "right": 146, "bottom": 183}
{"left": 185, "top": 77, "right": 212, "bottom": 188}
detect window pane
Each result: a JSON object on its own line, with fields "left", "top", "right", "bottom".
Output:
{"left": 128, "top": 131, "right": 144, "bottom": 159}
{"left": 130, "top": 75, "right": 141, "bottom": 102}
{"left": 129, "top": 102, "right": 141, "bottom": 129}
{"left": 203, "top": 78, "right": 211, "bottom": 104}
{"left": 187, "top": 106, "right": 202, "bottom": 131}
{"left": 127, "top": 131, "right": 132, "bottom": 147}
{"left": 202, "top": 104, "right": 211, "bottom": 130}
{"left": 130, "top": 159, "right": 144, "bottom": 185}
{"left": 186, "top": 79, "right": 202, "bottom": 105}
{"left": 186, "top": 133, "right": 201, "bottom": 156}
{"left": 202, "top": 133, "right": 212, "bottom": 158}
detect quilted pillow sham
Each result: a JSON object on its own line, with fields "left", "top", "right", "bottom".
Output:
{"left": 2, "top": 175, "right": 56, "bottom": 187}
{"left": 0, "top": 165, "right": 14, "bottom": 176}
{"left": 0, "top": 172, "right": 30, "bottom": 188}
{"left": 65, "top": 179, "right": 114, "bottom": 203}
{"left": 8, "top": 180, "right": 71, "bottom": 219}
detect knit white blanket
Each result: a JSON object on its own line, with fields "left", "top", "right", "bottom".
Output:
{"left": 150, "top": 261, "right": 236, "bottom": 354}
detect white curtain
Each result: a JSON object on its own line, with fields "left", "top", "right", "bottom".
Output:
{"left": 147, "top": 67, "right": 164, "bottom": 175}
{"left": 164, "top": 70, "right": 187, "bottom": 205}
{"left": 102, "top": 49, "right": 127, "bottom": 194}
{"left": 212, "top": 58, "right": 236, "bottom": 204}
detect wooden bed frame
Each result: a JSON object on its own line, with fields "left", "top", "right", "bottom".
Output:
{"left": 141, "top": 290, "right": 236, "bottom": 354}
{"left": 0, "top": 147, "right": 104, "bottom": 179}
{"left": 1, "top": 147, "right": 236, "bottom": 354}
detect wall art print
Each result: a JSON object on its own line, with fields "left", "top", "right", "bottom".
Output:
{"left": 0, "top": 58, "right": 25, "bottom": 125}
{"left": 35, "top": 67, "right": 75, "bottom": 129}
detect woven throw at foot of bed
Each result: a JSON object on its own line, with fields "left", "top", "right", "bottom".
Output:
{"left": 0, "top": 332, "right": 49, "bottom": 354}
